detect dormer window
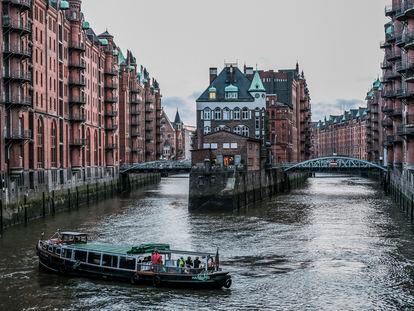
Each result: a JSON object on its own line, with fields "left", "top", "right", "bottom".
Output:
{"left": 209, "top": 86, "right": 217, "bottom": 100}
{"left": 225, "top": 84, "right": 238, "bottom": 100}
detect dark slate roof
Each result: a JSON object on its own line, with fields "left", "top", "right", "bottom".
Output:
{"left": 197, "top": 66, "right": 254, "bottom": 102}
{"left": 98, "top": 30, "right": 113, "bottom": 38}
{"left": 86, "top": 28, "right": 100, "bottom": 44}
{"left": 174, "top": 110, "right": 182, "bottom": 124}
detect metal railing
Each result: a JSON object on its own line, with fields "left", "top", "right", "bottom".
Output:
{"left": 105, "top": 81, "right": 118, "bottom": 89}
{"left": 2, "top": 96, "right": 32, "bottom": 107}
{"left": 3, "top": 0, "right": 32, "bottom": 8}
{"left": 3, "top": 45, "right": 31, "bottom": 57}
{"left": 69, "top": 96, "right": 86, "bottom": 104}
{"left": 2, "top": 19, "right": 31, "bottom": 33}
{"left": 5, "top": 129, "right": 32, "bottom": 140}
{"left": 68, "top": 41, "right": 86, "bottom": 51}
{"left": 68, "top": 112, "right": 86, "bottom": 122}
{"left": 69, "top": 76, "right": 86, "bottom": 86}
{"left": 3, "top": 71, "right": 31, "bottom": 81}
{"left": 69, "top": 138, "right": 86, "bottom": 146}
{"left": 69, "top": 59, "right": 86, "bottom": 69}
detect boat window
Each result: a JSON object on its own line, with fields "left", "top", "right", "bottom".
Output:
{"left": 119, "top": 257, "right": 136, "bottom": 270}
{"left": 55, "top": 248, "right": 61, "bottom": 255}
{"left": 87, "top": 252, "right": 101, "bottom": 265}
{"left": 62, "top": 249, "right": 72, "bottom": 259}
{"left": 74, "top": 250, "right": 87, "bottom": 262}
{"left": 102, "top": 254, "right": 118, "bottom": 268}
{"left": 48, "top": 246, "right": 53, "bottom": 252}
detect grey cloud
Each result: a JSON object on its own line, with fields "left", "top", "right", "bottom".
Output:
{"left": 312, "top": 99, "right": 365, "bottom": 122}
{"left": 162, "top": 95, "right": 196, "bottom": 126}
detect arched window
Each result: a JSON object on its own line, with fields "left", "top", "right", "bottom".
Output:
{"left": 233, "top": 108, "right": 240, "bottom": 120}
{"left": 214, "top": 108, "right": 221, "bottom": 120}
{"left": 242, "top": 108, "right": 250, "bottom": 120}
{"left": 242, "top": 126, "right": 250, "bottom": 137}
{"left": 50, "top": 121, "right": 57, "bottom": 167}
{"left": 37, "top": 118, "right": 44, "bottom": 168}
{"left": 86, "top": 129, "right": 91, "bottom": 166}
{"left": 223, "top": 108, "right": 230, "bottom": 120}
{"left": 204, "top": 126, "right": 211, "bottom": 134}
{"left": 233, "top": 126, "right": 241, "bottom": 135}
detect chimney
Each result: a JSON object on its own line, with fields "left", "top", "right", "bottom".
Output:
{"left": 209, "top": 67, "right": 218, "bottom": 84}
{"left": 245, "top": 67, "right": 254, "bottom": 76}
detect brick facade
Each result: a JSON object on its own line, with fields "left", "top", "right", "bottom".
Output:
{"left": 1, "top": 0, "right": 162, "bottom": 198}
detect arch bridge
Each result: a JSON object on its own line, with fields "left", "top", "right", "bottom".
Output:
{"left": 282, "top": 156, "right": 387, "bottom": 173}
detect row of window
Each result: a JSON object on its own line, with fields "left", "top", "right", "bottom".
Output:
{"left": 204, "top": 125, "right": 250, "bottom": 136}
{"left": 202, "top": 108, "right": 254, "bottom": 121}
{"left": 203, "top": 143, "right": 238, "bottom": 149}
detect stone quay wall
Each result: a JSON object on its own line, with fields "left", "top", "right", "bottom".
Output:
{"left": 0, "top": 173, "right": 160, "bottom": 232}
{"left": 188, "top": 167, "right": 307, "bottom": 211}
{"left": 388, "top": 168, "right": 414, "bottom": 220}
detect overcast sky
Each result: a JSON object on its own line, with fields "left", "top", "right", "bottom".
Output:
{"left": 83, "top": 0, "right": 388, "bottom": 125}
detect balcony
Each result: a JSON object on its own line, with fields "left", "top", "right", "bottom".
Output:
{"left": 131, "top": 119, "right": 139, "bottom": 126}
{"left": 69, "top": 59, "right": 86, "bottom": 69}
{"left": 105, "top": 143, "right": 118, "bottom": 150}
{"left": 105, "top": 123, "right": 118, "bottom": 131}
{"left": 68, "top": 41, "right": 86, "bottom": 51}
{"left": 2, "top": 96, "right": 32, "bottom": 108}
{"left": 105, "top": 96, "right": 118, "bottom": 103}
{"left": 68, "top": 112, "right": 86, "bottom": 122}
{"left": 3, "top": 71, "right": 31, "bottom": 83}
{"left": 392, "top": 109, "right": 403, "bottom": 118}
{"left": 145, "top": 98, "right": 154, "bottom": 104}
{"left": 385, "top": 4, "right": 400, "bottom": 17}
{"left": 70, "top": 139, "right": 86, "bottom": 147}
{"left": 104, "top": 81, "right": 118, "bottom": 89}
{"left": 5, "top": 129, "right": 32, "bottom": 141}
{"left": 130, "top": 97, "right": 142, "bottom": 104}
{"left": 396, "top": 0, "right": 414, "bottom": 21}
{"left": 131, "top": 87, "right": 140, "bottom": 94}
{"left": 131, "top": 108, "right": 140, "bottom": 115}
{"left": 131, "top": 147, "right": 141, "bottom": 153}
{"left": 385, "top": 135, "right": 394, "bottom": 146}
{"left": 69, "top": 96, "right": 86, "bottom": 105}
{"left": 381, "top": 61, "right": 392, "bottom": 70}
{"left": 382, "top": 106, "right": 394, "bottom": 115}
{"left": 402, "top": 31, "right": 414, "bottom": 50}
{"left": 3, "top": 45, "right": 31, "bottom": 58}
{"left": 104, "top": 68, "right": 118, "bottom": 76}
{"left": 386, "top": 51, "right": 401, "bottom": 62}
{"left": 104, "top": 109, "right": 118, "bottom": 117}
{"left": 383, "top": 118, "right": 393, "bottom": 128}
{"left": 3, "top": 0, "right": 32, "bottom": 11}
{"left": 383, "top": 70, "right": 400, "bottom": 81}
{"left": 131, "top": 130, "right": 140, "bottom": 137}
{"left": 2, "top": 18, "right": 31, "bottom": 34}
{"left": 69, "top": 76, "right": 86, "bottom": 87}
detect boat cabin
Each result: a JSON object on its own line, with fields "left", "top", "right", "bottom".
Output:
{"left": 60, "top": 232, "right": 88, "bottom": 244}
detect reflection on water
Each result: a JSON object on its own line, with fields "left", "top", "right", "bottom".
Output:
{"left": 1, "top": 174, "right": 414, "bottom": 310}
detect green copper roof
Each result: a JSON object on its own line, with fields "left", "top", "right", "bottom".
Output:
{"left": 59, "top": 0, "right": 69, "bottom": 9}
{"left": 249, "top": 71, "right": 266, "bottom": 92}
{"left": 82, "top": 21, "right": 90, "bottom": 30}
{"left": 225, "top": 84, "right": 238, "bottom": 92}
{"left": 113, "top": 49, "right": 119, "bottom": 56}
{"left": 118, "top": 49, "right": 126, "bottom": 65}
{"left": 385, "top": 24, "right": 394, "bottom": 35}
{"left": 99, "top": 38, "right": 109, "bottom": 46}
{"left": 129, "top": 65, "right": 135, "bottom": 71}
{"left": 373, "top": 78, "right": 381, "bottom": 89}
{"left": 209, "top": 86, "right": 217, "bottom": 92}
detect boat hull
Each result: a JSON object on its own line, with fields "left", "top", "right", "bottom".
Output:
{"left": 37, "top": 245, "right": 231, "bottom": 289}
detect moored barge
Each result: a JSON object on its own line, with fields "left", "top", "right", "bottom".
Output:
{"left": 36, "top": 231, "right": 232, "bottom": 289}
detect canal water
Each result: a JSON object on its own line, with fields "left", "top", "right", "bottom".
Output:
{"left": 1, "top": 174, "right": 414, "bottom": 310}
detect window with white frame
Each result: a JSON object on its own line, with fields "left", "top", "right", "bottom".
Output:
{"left": 223, "top": 108, "right": 230, "bottom": 120}
{"left": 241, "top": 126, "right": 249, "bottom": 137}
{"left": 214, "top": 108, "right": 221, "bottom": 120}
{"left": 233, "top": 108, "right": 240, "bottom": 120}
{"left": 203, "top": 108, "right": 211, "bottom": 120}
{"left": 204, "top": 126, "right": 211, "bottom": 134}
{"left": 233, "top": 126, "right": 241, "bottom": 135}
{"left": 242, "top": 108, "right": 250, "bottom": 120}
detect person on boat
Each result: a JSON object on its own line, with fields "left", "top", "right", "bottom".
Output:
{"left": 194, "top": 257, "right": 201, "bottom": 269}
{"left": 186, "top": 256, "right": 193, "bottom": 268}
{"left": 176, "top": 257, "right": 185, "bottom": 272}
{"left": 207, "top": 257, "right": 215, "bottom": 271}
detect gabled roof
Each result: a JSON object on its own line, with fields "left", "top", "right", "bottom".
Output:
{"left": 197, "top": 66, "right": 254, "bottom": 102}
{"left": 249, "top": 71, "right": 266, "bottom": 92}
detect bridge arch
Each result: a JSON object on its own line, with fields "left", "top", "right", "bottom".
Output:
{"left": 283, "top": 156, "right": 387, "bottom": 172}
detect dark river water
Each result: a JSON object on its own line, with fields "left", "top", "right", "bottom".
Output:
{"left": 1, "top": 174, "right": 414, "bottom": 310}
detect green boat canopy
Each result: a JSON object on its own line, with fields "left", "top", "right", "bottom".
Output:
{"left": 127, "top": 243, "right": 170, "bottom": 254}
